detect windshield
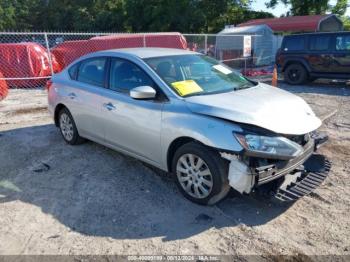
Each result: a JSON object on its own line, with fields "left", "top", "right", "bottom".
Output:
{"left": 144, "top": 54, "right": 254, "bottom": 97}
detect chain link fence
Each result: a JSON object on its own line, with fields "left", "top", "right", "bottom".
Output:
{"left": 0, "top": 32, "right": 278, "bottom": 101}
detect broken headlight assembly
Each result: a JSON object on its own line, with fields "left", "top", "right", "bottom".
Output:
{"left": 234, "top": 133, "right": 304, "bottom": 160}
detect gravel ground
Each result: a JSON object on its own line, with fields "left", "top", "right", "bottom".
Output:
{"left": 0, "top": 81, "right": 349, "bottom": 257}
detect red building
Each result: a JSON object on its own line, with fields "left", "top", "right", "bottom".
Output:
{"left": 238, "top": 14, "right": 343, "bottom": 33}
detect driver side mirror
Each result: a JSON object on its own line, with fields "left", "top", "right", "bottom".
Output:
{"left": 130, "top": 86, "right": 156, "bottom": 100}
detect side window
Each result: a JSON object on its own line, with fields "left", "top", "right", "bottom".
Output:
{"left": 68, "top": 63, "right": 78, "bottom": 80}
{"left": 147, "top": 58, "right": 178, "bottom": 83}
{"left": 284, "top": 36, "right": 305, "bottom": 51}
{"left": 309, "top": 35, "right": 331, "bottom": 51}
{"left": 336, "top": 35, "right": 350, "bottom": 51}
{"left": 109, "top": 59, "right": 154, "bottom": 93}
{"left": 77, "top": 58, "right": 106, "bottom": 87}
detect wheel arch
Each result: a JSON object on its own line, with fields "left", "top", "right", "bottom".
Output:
{"left": 54, "top": 103, "right": 68, "bottom": 127}
{"left": 167, "top": 137, "right": 200, "bottom": 173}
{"left": 282, "top": 59, "right": 310, "bottom": 73}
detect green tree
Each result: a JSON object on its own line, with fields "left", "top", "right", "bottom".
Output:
{"left": 266, "top": 0, "right": 349, "bottom": 16}
{"left": 0, "top": 0, "right": 274, "bottom": 32}
{"left": 332, "top": 0, "right": 349, "bottom": 16}
{"left": 342, "top": 16, "right": 350, "bottom": 30}
{"left": 124, "top": 0, "right": 272, "bottom": 33}
{"left": 0, "top": 0, "right": 16, "bottom": 30}
{"left": 0, "top": 0, "right": 42, "bottom": 30}
{"left": 124, "top": 0, "right": 204, "bottom": 32}
{"left": 266, "top": 0, "right": 329, "bottom": 15}
{"left": 93, "top": 0, "right": 126, "bottom": 32}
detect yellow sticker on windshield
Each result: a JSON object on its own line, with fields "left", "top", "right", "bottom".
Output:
{"left": 171, "top": 80, "right": 203, "bottom": 96}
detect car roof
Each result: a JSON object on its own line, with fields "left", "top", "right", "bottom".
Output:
{"left": 284, "top": 31, "right": 350, "bottom": 38}
{"left": 93, "top": 47, "right": 199, "bottom": 59}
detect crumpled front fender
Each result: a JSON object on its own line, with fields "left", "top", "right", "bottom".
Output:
{"left": 161, "top": 102, "right": 244, "bottom": 171}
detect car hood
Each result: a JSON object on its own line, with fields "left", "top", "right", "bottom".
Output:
{"left": 184, "top": 83, "right": 321, "bottom": 135}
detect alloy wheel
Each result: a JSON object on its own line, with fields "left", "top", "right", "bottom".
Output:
{"left": 288, "top": 68, "right": 300, "bottom": 82}
{"left": 176, "top": 153, "right": 213, "bottom": 199}
{"left": 59, "top": 113, "right": 74, "bottom": 141}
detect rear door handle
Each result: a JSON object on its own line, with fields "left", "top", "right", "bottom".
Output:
{"left": 103, "top": 102, "right": 116, "bottom": 111}
{"left": 68, "top": 93, "right": 77, "bottom": 99}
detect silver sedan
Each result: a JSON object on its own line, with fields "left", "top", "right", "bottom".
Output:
{"left": 48, "top": 48, "right": 329, "bottom": 205}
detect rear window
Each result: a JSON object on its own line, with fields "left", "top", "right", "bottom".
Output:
{"left": 68, "top": 63, "right": 78, "bottom": 80}
{"left": 309, "top": 35, "right": 331, "bottom": 51}
{"left": 77, "top": 58, "right": 107, "bottom": 87}
{"left": 336, "top": 35, "right": 350, "bottom": 51}
{"left": 283, "top": 36, "right": 305, "bottom": 51}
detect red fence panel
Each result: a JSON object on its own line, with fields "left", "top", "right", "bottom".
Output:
{"left": 51, "top": 40, "right": 96, "bottom": 70}
{"left": 90, "top": 34, "right": 145, "bottom": 50}
{"left": 0, "top": 43, "right": 60, "bottom": 88}
{"left": 0, "top": 71, "right": 8, "bottom": 101}
{"left": 145, "top": 33, "right": 187, "bottom": 49}
{"left": 52, "top": 33, "right": 188, "bottom": 71}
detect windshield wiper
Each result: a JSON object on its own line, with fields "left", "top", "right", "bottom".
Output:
{"left": 238, "top": 84, "right": 253, "bottom": 90}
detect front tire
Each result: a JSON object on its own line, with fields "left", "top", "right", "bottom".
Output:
{"left": 172, "top": 142, "right": 230, "bottom": 205}
{"left": 284, "top": 64, "right": 307, "bottom": 85}
{"left": 58, "top": 108, "right": 85, "bottom": 145}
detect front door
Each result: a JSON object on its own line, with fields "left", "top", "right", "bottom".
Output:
{"left": 100, "top": 58, "right": 164, "bottom": 165}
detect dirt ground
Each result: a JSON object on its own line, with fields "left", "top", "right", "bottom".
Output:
{"left": 0, "top": 81, "right": 349, "bottom": 258}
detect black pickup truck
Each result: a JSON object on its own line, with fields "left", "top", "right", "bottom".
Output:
{"left": 276, "top": 32, "right": 350, "bottom": 85}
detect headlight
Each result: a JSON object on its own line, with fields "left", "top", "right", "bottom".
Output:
{"left": 234, "top": 133, "right": 303, "bottom": 160}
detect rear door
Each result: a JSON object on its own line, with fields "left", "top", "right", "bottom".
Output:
{"left": 332, "top": 33, "right": 350, "bottom": 74}
{"left": 307, "top": 34, "right": 333, "bottom": 73}
{"left": 66, "top": 57, "right": 107, "bottom": 141}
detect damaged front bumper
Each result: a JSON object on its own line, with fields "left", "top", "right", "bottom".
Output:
{"left": 273, "top": 154, "right": 331, "bottom": 201}
{"left": 221, "top": 132, "right": 331, "bottom": 201}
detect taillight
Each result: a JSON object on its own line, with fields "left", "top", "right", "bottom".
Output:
{"left": 45, "top": 79, "right": 53, "bottom": 90}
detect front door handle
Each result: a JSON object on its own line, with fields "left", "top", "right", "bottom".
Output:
{"left": 68, "top": 93, "right": 77, "bottom": 99}
{"left": 103, "top": 102, "right": 116, "bottom": 111}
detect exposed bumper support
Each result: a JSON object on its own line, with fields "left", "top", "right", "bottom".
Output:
{"left": 312, "top": 132, "right": 328, "bottom": 150}
{"left": 220, "top": 152, "right": 254, "bottom": 194}
{"left": 220, "top": 133, "right": 330, "bottom": 198}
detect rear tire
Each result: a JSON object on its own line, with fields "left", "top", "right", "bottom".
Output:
{"left": 284, "top": 64, "right": 307, "bottom": 85}
{"left": 172, "top": 142, "right": 230, "bottom": 205}
{"left": 58, "top": 108, "right": 85, "bottom": 145}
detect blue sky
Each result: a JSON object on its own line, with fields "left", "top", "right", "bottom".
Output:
{"left": 251, "top": 0, "right": 350, "bottom": 17}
